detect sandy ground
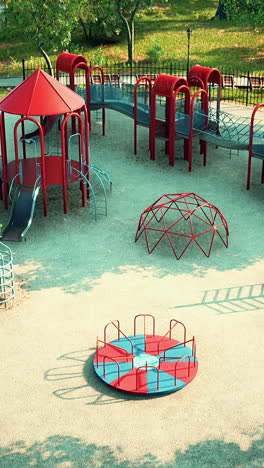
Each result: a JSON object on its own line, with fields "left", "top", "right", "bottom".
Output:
{"left": 0, "top": 103, "right": 263, "bottom": 467}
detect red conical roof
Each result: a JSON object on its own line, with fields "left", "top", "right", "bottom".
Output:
{"left": 0, "top": 68, "right": 85, "bottom": 116}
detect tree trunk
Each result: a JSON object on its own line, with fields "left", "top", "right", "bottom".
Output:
{"left": 39, "top": 46, "right": 53, "bottom": 76}
{"left": 130, "top": 19, "right": 134, "bottom": 62}
{"left": 119, "top": 15, "right": 134, "bottom": 64}
{"left": 116, "top": 7, "right": 133, "bottom": 63}
{"left": 79, "top": 17, "right": 90, "bottom": 42}
{"left": 116, "top": 0, "right": 141, "bottom": 64}
{"left": 213, "top": 0, "right": 227, "bottom": 20}
{"left": 127, "top": 22, "right": 134, "bottom": 64}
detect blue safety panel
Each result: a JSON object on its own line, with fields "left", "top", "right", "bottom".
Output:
{"left": 175, "top": 112, "right": 190, "bottom": 136}
{"left": 253, "top": 144, "right": 264, "bottom": 158}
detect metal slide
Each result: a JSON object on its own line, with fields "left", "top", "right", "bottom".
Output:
{"left": 22, "top": 115, "right": 59, "bottom": 142}
{"left": 1, "top": 184, "right": 40, "bottom": 241}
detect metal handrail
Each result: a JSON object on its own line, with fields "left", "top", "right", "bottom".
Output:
{"left": 134, "top": 314, "right": 155, "bottom": 337}
{"left": 8, "top": 173, "right": 22, "bottom": 202}
{"left": 174, "top": 355, "right": 191, "bottom": 386}
{"left": 136, "top": 364, "right": 160, "bottom": 391}
{"left": 102, "top": 356, "right": 120, "bottom": 386}
{"left": 103, "top": 320, "right": 134, "bottom": 355}
{"left": 157, "top": 319, "right": 187, "bottom": 354}
{"left": 95, "top": 337, "right": 134, "bottom": 369}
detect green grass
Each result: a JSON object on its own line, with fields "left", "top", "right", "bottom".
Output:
{"left": 91, "top": 0, "right": 264, "bottom": 72}
{"left": 0, "top": 0, "right": 263, "bottom": 77}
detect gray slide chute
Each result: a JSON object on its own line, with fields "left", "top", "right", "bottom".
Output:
{"left": 1, "top": 184, "right": 40, "bottom": 241}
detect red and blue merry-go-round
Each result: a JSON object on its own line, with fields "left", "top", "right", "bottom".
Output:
{"left": 93, "top": 314, "right": 198, "bottom": 395}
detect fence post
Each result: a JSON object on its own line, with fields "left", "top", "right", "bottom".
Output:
{"left": 129, "top": 61, "right": 133, "bottom": 84}
{"left": 22, "top": 59, "right": 25, "bottom": 81}
{"left": 245, "top": 70, "right": 250, "bottom": 106}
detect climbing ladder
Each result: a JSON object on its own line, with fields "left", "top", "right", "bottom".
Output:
{"left": 0, "top": 241, "right": 15, "bottom": 307}
{"left": 67, "top": 161, "right": 112, "bottom": 221}
{"left": 68, "top": 132, "right": 112, "bottom": 220}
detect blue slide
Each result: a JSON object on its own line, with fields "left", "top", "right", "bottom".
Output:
{"left": 1, "top": 184, "right": 40, "bottom": 241}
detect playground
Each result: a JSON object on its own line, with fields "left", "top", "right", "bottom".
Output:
{"left": 0, "top": 56, "right": 263, "bottom": 466}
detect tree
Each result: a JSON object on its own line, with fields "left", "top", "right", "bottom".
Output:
{"left": 4, "top": 0, "right": 84, "bottom": 74}
{"left": 213, "top": 0, "right": 227, "bottom": 20}
{"left": 80, "top": 0, "right": 151, "bottom": 64}
{"left": 213, "top": 0, "right": 264, "bottom": 26}
{"left": 79, "top": 0, "right": 122, "bottom": 44}
{"left": 115, "top": 0, "right": 151, "bottom": 64}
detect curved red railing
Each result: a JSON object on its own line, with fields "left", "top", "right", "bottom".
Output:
{"left": 87, "top": 65, "right": 106, "bottom": 136}
{"left": 134, "top": 313, "right": 155, "bottom": 352}
{"left": 96, "top": 337, "right": 134, "bottom": 368}
{"left": 14, "top": 117, "right": 47, "bottom": 215}
{"left": 61, "top": 111, "right": 86, "bottom": 214}
{"left": 174, "top": 355, "right": 191, "bottom": 386}
{"left": 136, "top": 364, "right": 160, "bottom": 391}
{"left": 158, "top": 337, "right": 197, "bottom": 368}
{"left": 104, "top": 320, "right": 134, "bottom": 355}
{"left": 247, "top": 103, "right": 264, "bottom": 190}
{"left": 157, "top": 319, "right": 187, "bottom": 354}
{"left": 134, "top": 314, "right": 155, "bottom": 337}
{"left": 189, "top": 88, "right": 209, "bottom": 171}
{"left": 103, "top": 356, "right": 121, "bottom": 386}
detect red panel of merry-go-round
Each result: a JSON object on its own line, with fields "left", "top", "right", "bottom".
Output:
{"left": 93, "top": 316, "right": 198, "bottom": 396}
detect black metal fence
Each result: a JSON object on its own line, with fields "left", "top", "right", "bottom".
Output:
{"left": 22, "top": 59, "right": 264, "bottom": 107}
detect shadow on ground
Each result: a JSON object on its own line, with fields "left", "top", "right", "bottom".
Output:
{"left": 170, "top": 283, "right": 264, "bottom": 315}
{"left": 1, "top": 110, "right": 263, "bottom": 294}
{"left": 45, "top": 350, "right": 169, "bottom": 405}
{"left": 0, "top": 434, "right": 263, "bottom": 467}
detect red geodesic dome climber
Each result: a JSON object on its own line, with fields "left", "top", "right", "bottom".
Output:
{"left": 135, "top": 193, "right": 229, "bottom": 260}
{"left": 0, "top": 68, "right": 89, "bottom": 217}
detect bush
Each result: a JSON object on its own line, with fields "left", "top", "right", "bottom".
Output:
{"left": 89, "top": 45, "right": 105, "bottom": 66}
{"left": 224, "top": 0, "right": 264, "bottom": 27}
{"left": 146, "top": 40, "right": 166, "bottom": 62}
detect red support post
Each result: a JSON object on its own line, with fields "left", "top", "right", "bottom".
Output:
{"left": 88, "top": 66, "right": 106, "bottom": 136}
{"left": 14, "top": 117, "right": 47, "bottom": 215}
{"left": 133, "top": 76, "right": 152, "bottom": 155}
{"left": 189, "top": 89, "right": 209, "bottom": 172}
{"left": 149, "top": 75, "right": 190, "bottom": 167}
{"left": 247, "top": 103, "right": 264, "bottom": 190}
{"left": 174, "top": 356, "right": 191, "bottom": 386}
{"left": 0, "top": 112, "right": 9, "bottom": 209}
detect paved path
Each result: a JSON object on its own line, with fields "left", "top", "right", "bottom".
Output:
{"left": 0, "top": 76, "right": 23, "bottom": 88}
